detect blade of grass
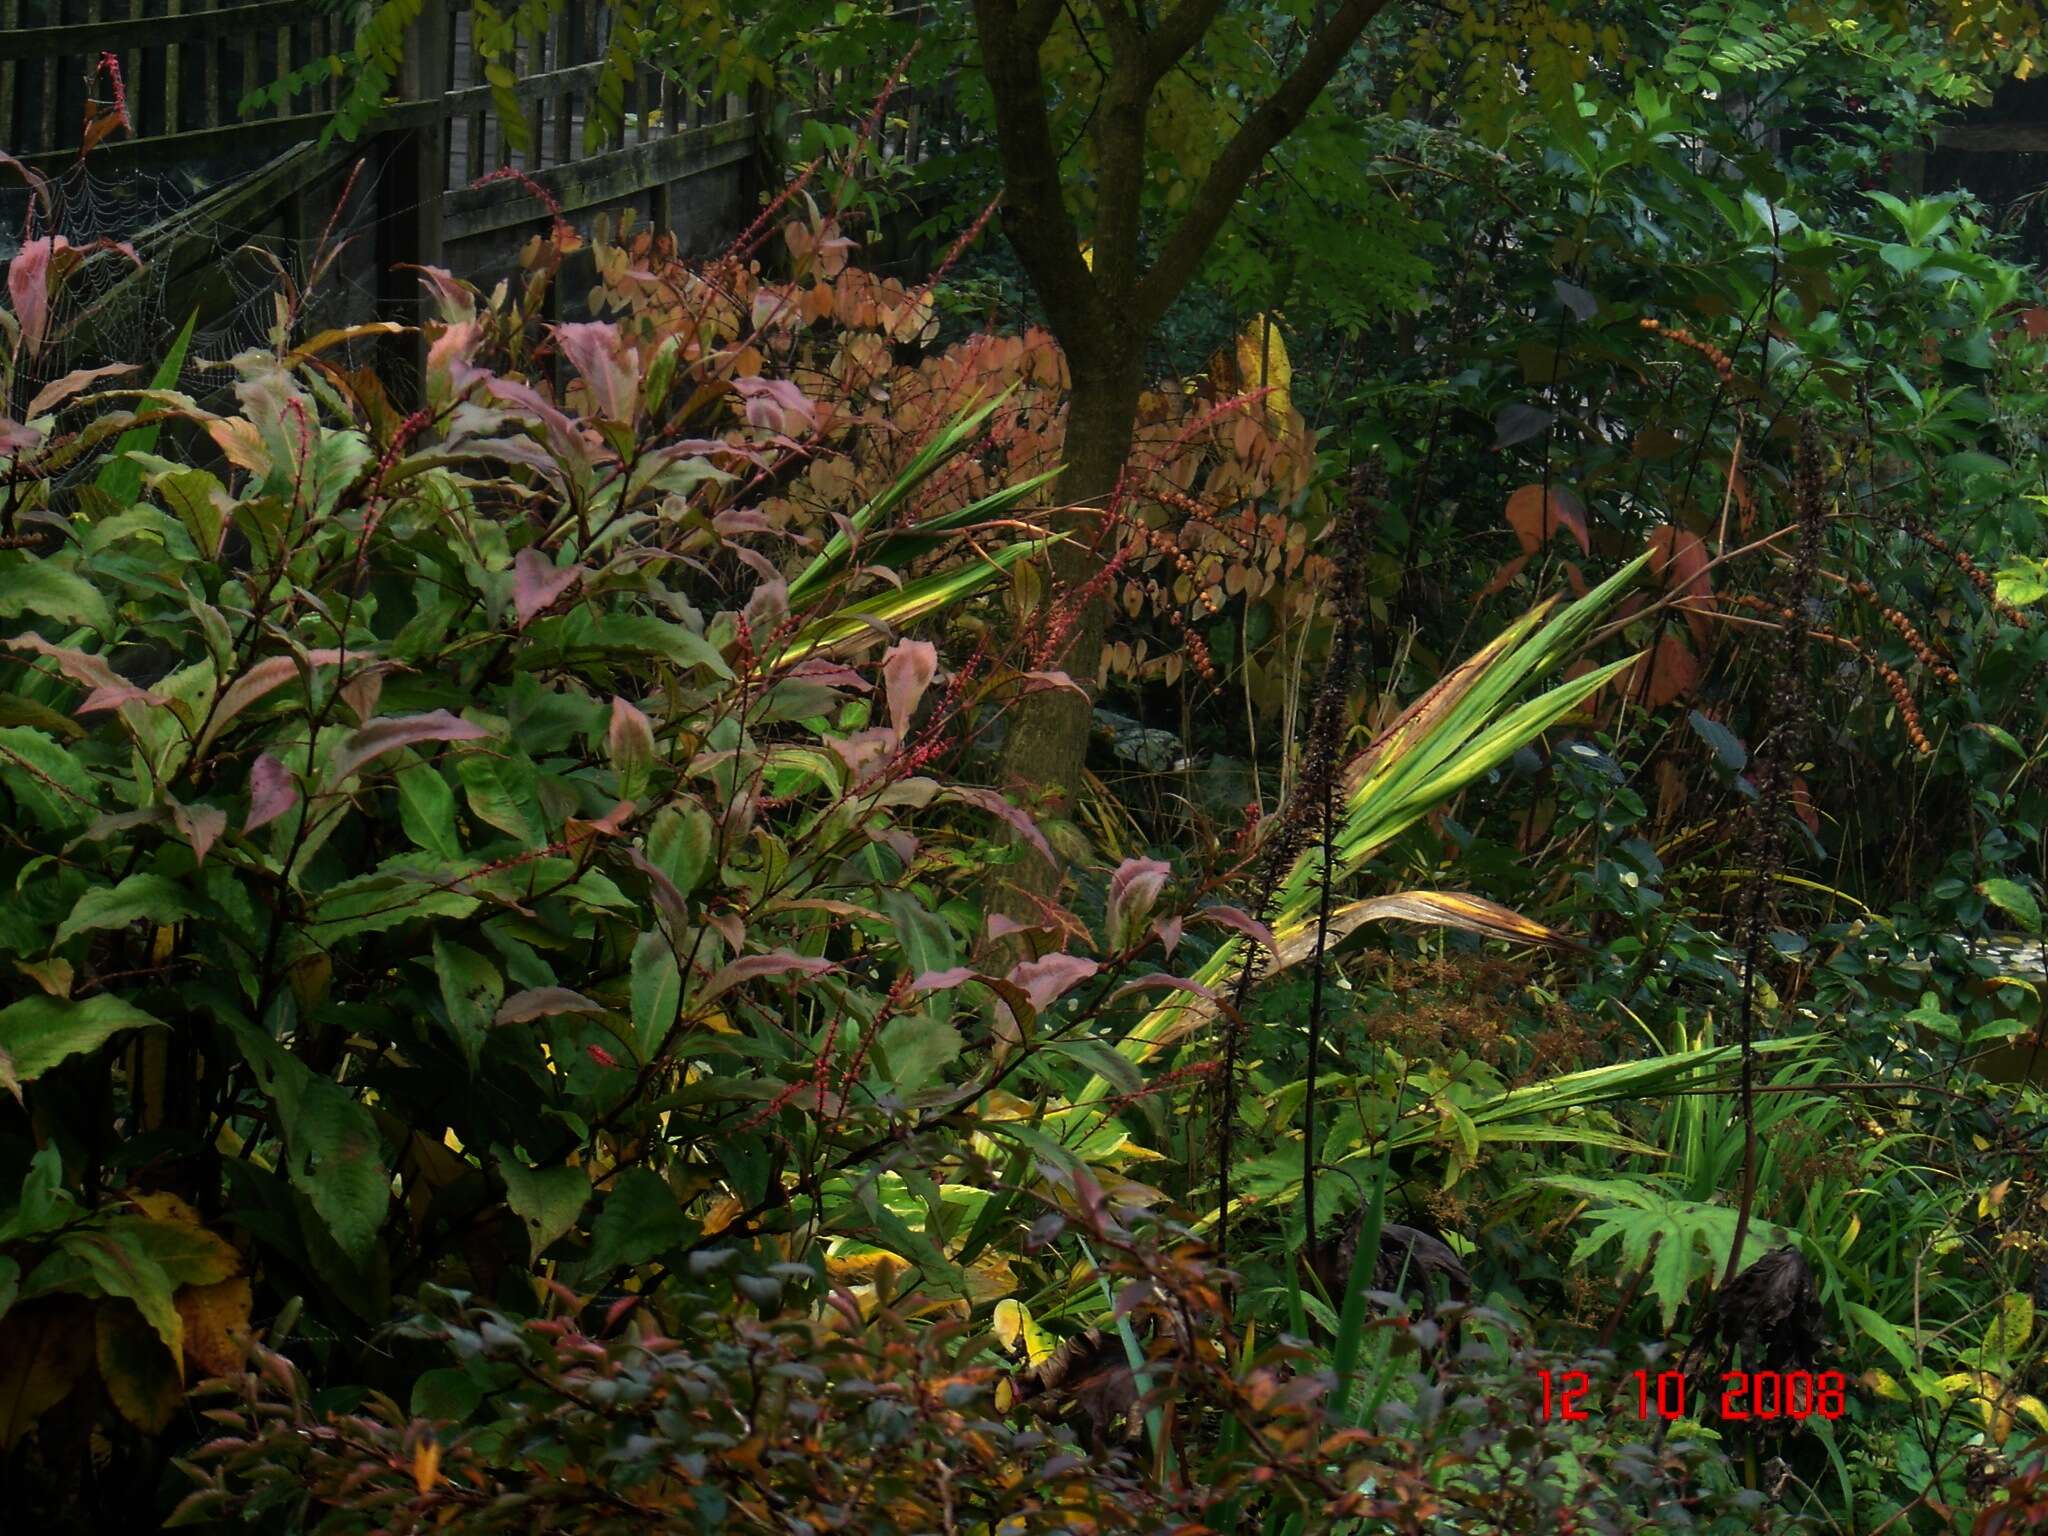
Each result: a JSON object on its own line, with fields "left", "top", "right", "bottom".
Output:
{"left": 93, "top": 308, "right": 196, "bottom": 505}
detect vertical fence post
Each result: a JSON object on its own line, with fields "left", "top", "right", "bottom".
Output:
{"left": 375, "top": 0, "right": 449, "bottom": 401}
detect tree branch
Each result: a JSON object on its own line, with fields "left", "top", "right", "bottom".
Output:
{"left": 1133, "top": 0, "right": 1398, "bottom": 324}
{"left": 1142, "top": 0, "right": 1228, "bottom": 81}
{"left": 973, "top": 0, "right": 1098, "bottom": 339}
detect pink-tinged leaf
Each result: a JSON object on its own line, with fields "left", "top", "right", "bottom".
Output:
{"left": 170, "top": 799, "right": 227, "bottom": 866}
{"left": 411, "top": 265, "right": 477, "bottom": 325}
{"left": 607, "top": 696, "right": 655, "bottom": 797}
{"left": 339, "top": 664, "right": 390, "bottom": 725}
{"left": 564, "top": 799, "right": 636, "bottom": 848}
{"left": 625, "top": 848, "right": 690, "bottom": 932}
{"left": 1109, "top": 973, "right": 1222, "bottom": 1005}
{"left": 881, "top": 639, "right": 938, "bottom": 742}
{"left": 712, "top": 507, "right": 773, "bottom": 536}
{"left": 1192, "top": 905, "right": 1278, "bottom": 954}
{"left": 0, "top": 151, "right": 50, "bottom": 220}
{"left": 1153, "top": 916, "right": 1183, "bottom": 958}
{"left": 946, "top": 785, "right": 1052, "bottom": 865}
{"left": 731, "top": 375, "right": 815, "bottom": 436}
{"left": 698, "top": 950, "right": 834, "bottom": 1007}
{"left": 1005, "top": 953, "right": 1098, "bottom": 1014}
{"left": 76, "top": 681, "right": 156, "bottom": 713}
{"left": 513, "top": 548, "right": 584, "bottom": 629}
{"left": 194, "top": 650, "right": 345, "bottom": 758}
{"left": 0, "top": 416, "right": 41, "bottom": 456}
{"left": 555, "top": 321, "right": 640, "bottom": 421}
{"left": 1019, "top": 670, "right": 1088, "bottom": 696}
{"left": 484, "top": 374, "right": 594, "bottom": 469}
{"left": 911, "top": 966, "right": 977, "bottom": 992}
{"left": 5, "top": 236, "right": 135, "bottom": 360}
{"left": 244, "top": 754, "right": 298, "bottom": 833}
{"left": 1106, "top": 858, "right": 1171, "bottom": 948}
{"left": 829, "top": 728, "right": 895, "bottom": 782}
{"left": 3, "top": 634, "right": 161, "bottom": 711}
{"left": 788, "top": 659, "right": 870, "bottom": 691}
{"left": 704, "top": 908, "right": 747, "bottom": 951}
{"left": 495, "top": 987, "right": 606, "bottom": 1025}
{"left": 328, "top": 710, "right": 488, "bottom": 785}
{"left": 25, "top": 363, "right": 134, "bottom": 421}
{"left": 8, "top": 237, "right": 54, "bottom": 359}
{"left": 425, "top": 319, "right": 487, "bottom": 398}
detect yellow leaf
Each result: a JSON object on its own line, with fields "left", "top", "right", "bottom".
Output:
{"left": 2021, "top": 1394, "right": 2048, "bottom": 1434}
{"left": 702, "top": 1195, "right": 746, "bottom": 1237}
{"left": 992, "top": 1298, "right": 1027, "bottom": 1353}
{"left": 175, "top": 1276, "right": 253, "bottom": 1380}
{"left": 965, "top": 1253, "right": 1018, "bottom": 1305}
{"left": 1862, "top": 1369, "right": 1906, "bottom": 1401}
{"left": 412, "top": 1437, "right": 442, "bottom": 1493}
{"left": 129, "top": 1191, "right": 204, "bottom": 1226}
{"left": 1840, "top": 1212, "right": 1860, "bottom": 1255}
{"left": 1079, "top": 241, "right": 1094, "bottom": 271}
{"left": 443, "top": 1127, "right": 465, "bottom": 1156}
{"left": 994, "top": 1376, "right": 1015, "bottom": 1411}
{"left": 1235, "top": 313, "right": 1292, "bottom": 434}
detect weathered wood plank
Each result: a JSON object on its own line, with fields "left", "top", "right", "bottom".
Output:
{"left": 441, "top": 113, "right": 752, "bottom": 241}
{"left": 1938, "top": 124, "right": 2048, "bottom": 154}
{"left": 0, "top": 0, "right": 304, "bottom": 62}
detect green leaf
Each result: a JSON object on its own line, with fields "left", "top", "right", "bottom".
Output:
{"left": 630, "top": 930, "right": 680, "bottom": 1063}
{"left": 54, "top": 874, "right": 199, "bottom": 947}
{"left": 1983, "top": 1292, "right": 2035, "bottom": 1364}
{"left": 1649, "top": 1230, "right": 1691, "bottom": 1330}
{"left": 878, "top": 888, "right": 955, "bottom": 977}
{"left": 0, "top": 560, "right": 110, "bottom": 632}
{"left": 0, "top": 725, "right": 99, "bottom": 831}
{"left": 456, "top": 752, "right": 545, "bottom": 845}
{"left": 581, "top": 1167, "right": 685, "bottom": 1278}
{"left": 0, "top": 995, "right": 166, "bottom": 1082}
{"left": 306, "top": 872, "right": 480, "bottom": 941}
{"left": 1847, "top": 1300, "right": 1917, "bottom": 1375}
{"left": 61, "top": 1228, "right": 182, "bottom": 1360}
{"left": 227, "top": 1021, "right": 389, "bottom": 1261}
{"left": 95, "top": 309, "right": 198, "bottom": 506}
{"left": 494, "top": 1149, "right": 590, "bottom": 1263}
{"left": 646, "top": 802, "right": 714, "bottom": 896}
{"left": 577, "top": 615, "right": 733, "bottom": 679}
{"left": 0, "top": 1147, "right": 74, "bottom": 1244}
{"left": 875, "top": 1013, "right": 963, "bottom": 1100}
{"left": 1978, "top": 878, "right": 2040, "bottom": 933}
{"left": 432, "top": 937, "right": 503, "bottom": 1071}
{"left": 396, "top": 753, "right": 462, "bottom": 860}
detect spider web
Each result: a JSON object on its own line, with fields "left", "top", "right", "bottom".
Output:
{"left": 2, "top": 138, "right": 406, "bottom": 420}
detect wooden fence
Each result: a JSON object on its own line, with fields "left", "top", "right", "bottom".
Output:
{"left": 0, "top": 0, "right": 770, "bottom": 380}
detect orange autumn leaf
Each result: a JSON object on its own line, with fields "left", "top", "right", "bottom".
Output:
{"left": 1505, "top": 484, "right": 1589, "bottom": 555}
{"left": 1647, "top": 524, "right": 1715, "bottom": 643}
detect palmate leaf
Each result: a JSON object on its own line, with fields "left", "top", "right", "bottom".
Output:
{"left": 1541, "top": 1173, "right": 1797, "bottom": 1329}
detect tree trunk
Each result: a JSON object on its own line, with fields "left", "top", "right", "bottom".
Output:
{"left": 996, "top": 345, "right": 1146, "bottom": 880}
